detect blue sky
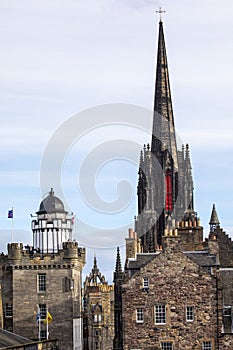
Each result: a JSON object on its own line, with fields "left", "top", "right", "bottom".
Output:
{"left": 0, "top": 0, "right": 233, "bottom": 281}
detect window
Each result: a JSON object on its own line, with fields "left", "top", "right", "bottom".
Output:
{"left": 39, "top": 329, "right": 47, "bottom": 340}
{"left": 95, "top": 342, "right": 99, "bottom": 349}
{"left": 94, "top": 314, "right": 102, "bottom": 323}
{"left": 38, "top": 273, "right": 46, "bottom": 292}
{"left": 202, "top": 342, "right": 212, "bottom": 350}
{"left": 161, "top": 342, "right": 173, "bottom": 350}
{"left": 95, "top": 329, "right": 100, "bottom": 336}
{"left": 143, "top": 278, "right": 149, "bottom": 289}
{"left": 39, "top": 304, "right": 47, "bottom": 320}
{"left": 186, "top": 306, "right": 194, "bottom": 322}
{"left": 5, "top": 304, "right": 13, "bottom": 317}
{"left": 136, "top": 308, "right": 144, "bottom": 323}
{"left": 155, "top": 304, "right": 166, "bottom": 324}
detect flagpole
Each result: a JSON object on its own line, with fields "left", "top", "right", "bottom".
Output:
{"left": 47, "top": 307, "right": 49, "bottom": 340}
{"left": 39, "top": 317, "right": 41, "bottom": 341}
{"left": 11, "top": 207, "right": 14, "bottom": 243}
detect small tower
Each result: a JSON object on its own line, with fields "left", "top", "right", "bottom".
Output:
{"left": 209, "top": 204, "right": 220, "bottom": 233}
{"left": 83, "top": 257, "right": 114, "bottom": 350}
{"left": 31, "top": 188, "right": 73, "bottom": 254}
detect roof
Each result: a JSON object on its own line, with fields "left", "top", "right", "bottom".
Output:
{"left": 0, "top": 329, "right": 34, "bottom": 348}
{"left": 185, "top": 251, "right": 217, "bottom": 267}
{"left": 209, "top": 204, "right": 220, "bottom": 225}
{"left": 126, "top": 253, "right": 159, "bottom": 271}
{"left": 37, "top": 188, "right": 66, "bottom": 214}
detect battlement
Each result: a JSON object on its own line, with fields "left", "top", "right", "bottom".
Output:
{"left": 7, "top": 243, "right": 23, "bottom": 260}
{"left": 63, "top": 241, "right": 86, "bottom": 263}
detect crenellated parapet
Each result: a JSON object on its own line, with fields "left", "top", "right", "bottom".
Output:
{"left": 63, "top": 241, "right": 86, "bottom": 265}
{"left": 7, "top": 243, "right": 23, "bottom": 261}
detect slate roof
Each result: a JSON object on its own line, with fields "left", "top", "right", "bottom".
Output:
{"left": 0, "top": 329, "right": 34, "bottom": 349}
{"left": 184, "top": 251, "right": 217, "bottom": 267}
{"left": 126, "top": 253, "right": 159, "bottom": 273}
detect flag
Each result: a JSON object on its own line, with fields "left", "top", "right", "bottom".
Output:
{"left": 8, "top": 209, "right": 13, "bottom": 219}
{"left": 36, "top": 310, "right": 40, "bottom": 324}
{"left": 44, "top": 311, "right": 53, "bottom": 324}
{"left": 71, "top": 216, "right": 75, "bottom": 225}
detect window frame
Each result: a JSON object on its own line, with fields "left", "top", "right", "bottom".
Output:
{"left": 202, "top": 341, "right": 212, "bottom": 350}
{"left": 94, "top": 314, "right": 102, "bottom": 323}
{"left": 39, "top": 304, "right": 47, "bottom": 320}
{"left": 37, "top": 273, "right": 46, "bottom": 293}
{"left": 161, "top": 342, "right": 173, "bottom": 350}
{"left": 5, "top": 303, "right": 13, "bottom": 318}
{"left": 186, "top": 305, "right": 194, "bottom": 322}
{"left": 39, "top": 329, "right": 47, "bottom": 341}
{"left": 143, "top": 277, "right": 149, "bottom": 289}
{"left": 155, "top": 304, "right": 166, "bottom": 325}
{"left": 136, "top": 308, "right": 144, "bottom": 323}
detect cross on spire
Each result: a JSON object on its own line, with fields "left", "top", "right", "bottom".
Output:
{"left": 156, "top": 7, "right": 166, "bottom": 22}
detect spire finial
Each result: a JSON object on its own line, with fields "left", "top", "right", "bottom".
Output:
{"left": 156, "top": 6, "right": 166, "bottom": 22}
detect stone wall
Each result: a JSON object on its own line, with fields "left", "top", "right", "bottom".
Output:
{"left": 0, "top": 243, "right": 85, "bottom": 350}
{"left": 122, "top": 248, "right": 222, "bottom": 350}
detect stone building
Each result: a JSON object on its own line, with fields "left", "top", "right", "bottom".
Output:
{"left": 116, "top": 211, "right": 233, "bottom": 350}
{"left": 0, "top": 189, "right": 85, "bottom": 350}
{"left": 113, "top": 16, "right": 233, "bottom": 350}
{"left": 83, "top": 257, "right": 114, "bottom": 350}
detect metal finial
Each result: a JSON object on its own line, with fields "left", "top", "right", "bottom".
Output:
{"left": 156, "top": 7, "right": 166, "bottom": 21}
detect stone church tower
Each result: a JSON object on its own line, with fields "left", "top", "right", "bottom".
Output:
{"left": 0, "top": 189, "right": 85, "bottom": 350}
{"left": 83, "top": 257, "right": 114, "bottom": 350}
{"left": 136, "top": 20, "right": 194, "bottom": 252}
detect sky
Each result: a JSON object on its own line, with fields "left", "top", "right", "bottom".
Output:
{"left": 0, "top": 0, "right": 233, "bottom": 282}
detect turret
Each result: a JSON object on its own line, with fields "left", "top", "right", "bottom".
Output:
{"left": 209, "top": 204, "right": 220, "bottom": 233}
{"left": 31, "top": 188, "right": 74, "bottom": 254}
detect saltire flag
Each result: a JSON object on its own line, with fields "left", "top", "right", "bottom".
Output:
{"left": 36, "top": 310, "right": 40, "bottom": 324}
{"left": 8, "top": 209, "right": 13, "bottom": 219}
{"left": 44, "top": 311, "right": 53, "bottom": 324}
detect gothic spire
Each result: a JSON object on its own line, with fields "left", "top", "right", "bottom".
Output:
{"left": 209, "top": 204, "right": 220, "bottom": 227}
{"left": 115, "top": 247, "right": 122, "bottom": 275}
{"left": 85, "top": 256, "right": 106, "bottom": 286}
{"left": 151, "top": 20, "right": 178, "bottom": 170}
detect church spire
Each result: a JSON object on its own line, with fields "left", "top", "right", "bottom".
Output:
{"left": 136, "top": 15, "right": 195, "bottom": 253}
{"left": 151, "top": 19, "right": 178, "bottom": 171}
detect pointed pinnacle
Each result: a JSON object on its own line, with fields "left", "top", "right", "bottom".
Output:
{"left": 209, "top": 204, "right": 220, "bottom": 225}
{"left": 115, "top": 247, "right": 122, "bottom": 274}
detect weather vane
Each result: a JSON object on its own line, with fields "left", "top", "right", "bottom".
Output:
{"left": 156, "top": 7, "right": 166, "bottom": 21}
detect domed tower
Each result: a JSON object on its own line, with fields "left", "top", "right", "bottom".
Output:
{"left": 31, "top": 188, "right": 73, "bottom": 253}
